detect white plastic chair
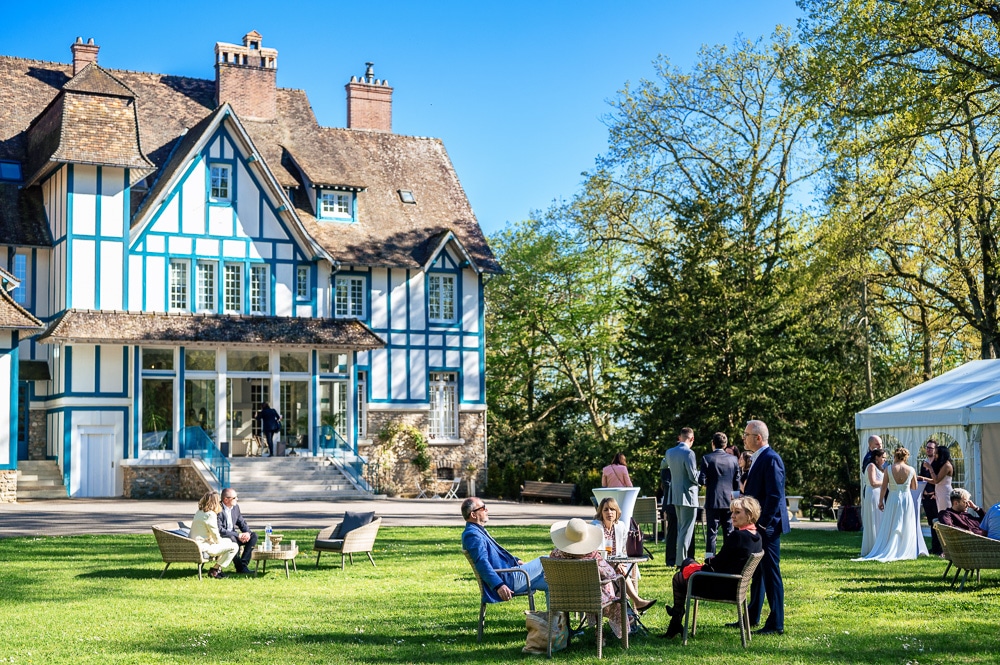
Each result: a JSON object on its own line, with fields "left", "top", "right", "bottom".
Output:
{"left": 443, "top": 477, "right": 462, "bottom": 499}
{"left": 415, "top": 482, "right": 430, "bottom": 499}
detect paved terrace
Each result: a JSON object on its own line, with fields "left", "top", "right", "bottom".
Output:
{"left": 0, "top": 497, "right": 838, "bottom": 538}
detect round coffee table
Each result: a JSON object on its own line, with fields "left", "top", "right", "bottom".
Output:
{"left": 251, "top": 544, "right": 299, "bottom": 578}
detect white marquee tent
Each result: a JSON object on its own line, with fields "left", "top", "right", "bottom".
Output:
{"left": 855, "top": 359, "right": 1000, "bottom": 506}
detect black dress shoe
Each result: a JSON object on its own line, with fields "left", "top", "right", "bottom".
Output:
{"left": 753, "top": 627, "right": 784, "bottom": 636}
{"left": 208, "top": 568, "right": 227, "bottom": 579}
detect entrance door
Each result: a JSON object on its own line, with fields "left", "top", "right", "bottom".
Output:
{"left": 78, "top": 428, "right": 116, "bottom": 497}
{"left": 17, "top": 383, "right": 29, "bottom": 460}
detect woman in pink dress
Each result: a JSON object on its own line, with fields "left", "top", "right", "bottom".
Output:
{"left": 602, "top": 453, "right": 633, "bottom": 488}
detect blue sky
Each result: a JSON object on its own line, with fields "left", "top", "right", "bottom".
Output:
{"left": 1, "top": 0, "right": 801, "bottom": 237}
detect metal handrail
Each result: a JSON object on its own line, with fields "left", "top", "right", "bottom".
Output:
{"left": 315, "top": 425, "right": 376, "bottom": 493}
{"left": 181, "top": 426, "right": 230, "bottom": 490}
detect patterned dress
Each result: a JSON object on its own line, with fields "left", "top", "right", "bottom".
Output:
{"left": 549, "top": 548, "right": 625, "bottom": 638}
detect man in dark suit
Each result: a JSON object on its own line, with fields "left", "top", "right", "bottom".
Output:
{"left": 461, "top": 497, "right": 547, "bottom": 604}
{"left": 699, "top": 432, "right": 741, "bottom": 555}
{"left": 741, "top": 419, "right": 790, "bottom": 635}
{"left": 665, "top": 427, "right": 700, "bottom": 567}
{"left": 218, "top": 487, "right": 258, "bottom": 574}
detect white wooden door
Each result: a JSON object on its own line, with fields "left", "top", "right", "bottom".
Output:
{"left": 80, "top": 429, "right": 116, "bottom": 497}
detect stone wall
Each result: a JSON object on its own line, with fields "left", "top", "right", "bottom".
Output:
{"left": 28, "top": 410, "right": 46, "bottom": 460}
{"left": 363, "top": 409, "right": 486, "bottom": 498}
{"left": 123, "top": 462, "right": 210, "bottom": 500}
{"left": 0, "top": 470, "right": 16, "bottom": 503}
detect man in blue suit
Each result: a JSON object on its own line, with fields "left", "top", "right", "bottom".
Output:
{"left": 699, "top": 432, "right": 741, "bottom": 555}
{"left": 742, "top": 419, "right": 789, "bottom": 636}
{"left": 461, "top": 497, "right": 547, "bottom": 604}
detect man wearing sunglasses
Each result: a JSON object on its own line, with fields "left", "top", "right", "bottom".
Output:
{"left": 461, "top": 498, "right": 548, "bottom": 603}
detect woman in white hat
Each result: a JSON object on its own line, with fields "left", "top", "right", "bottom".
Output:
{"left": 549, "top": 518, "right": 656, "bottom": 639}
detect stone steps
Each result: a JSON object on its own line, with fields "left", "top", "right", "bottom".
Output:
{"left": 16, "top": 460, "right": 67, "bottom": 500}
{"left": 225, "top": 457, "right": 372, "bottom": 501}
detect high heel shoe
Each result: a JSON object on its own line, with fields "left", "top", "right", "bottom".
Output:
{"left": 635, "top": 598, "right": 657, "bottom": 613}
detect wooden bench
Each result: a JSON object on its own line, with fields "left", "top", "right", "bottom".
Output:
{"left": 520, "top": 480, "right": 577, "bottom": 503}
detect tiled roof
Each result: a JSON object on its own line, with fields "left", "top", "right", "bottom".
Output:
{"left": 0, "top": 183, "right": 50, "bottom": 246}
{"left": 0, "top": 288, "right": 44, "bottom": 330}
{"left": 0, "top": 51, "right": 500, "bottom": 272}
{"left": 36, "top": 309, "right": 385, "bottom": 349}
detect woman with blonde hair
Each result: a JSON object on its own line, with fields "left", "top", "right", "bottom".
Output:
{"left": 853, "top": 446, "right": 918, "bottom": 563}
{"left": 190, "top": 491, "right": 239, "bottom": 578}
{"left": 592, "top": 497, "right": 652, "bottom": 596}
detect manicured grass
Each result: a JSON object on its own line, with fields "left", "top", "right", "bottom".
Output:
{"left": 0, "top": 526, "right": 996, "bottom": 663}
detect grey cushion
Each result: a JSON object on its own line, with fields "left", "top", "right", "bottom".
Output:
{"left": 341, "top": 511, "right": 375, "bottom": 535}
{"left": 169, "top": 528, "right": 191, "bottom": 538}
{"left": 315, "top": 538, "right": 345, "bottom": 551}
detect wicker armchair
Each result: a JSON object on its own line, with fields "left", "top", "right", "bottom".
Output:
{"left": 933, "top": 523, "right": 1000, "bottom": 591}
{"left": 151, "top": 521, "right": 210, "bottom": 579}
{"left": 683, "top": 550, "right": 764, "bottom": 648}
{"left": 541, "top": 557, "right": 628, "bottom": 658}
{"left": 463, "top": 550, "right": 536, "bottom": 642}
{"left": 314, "top": 517, "right": 382, "bottom": 569}
{"left": 632, "top": 497, "right": 660, "bottom": 544}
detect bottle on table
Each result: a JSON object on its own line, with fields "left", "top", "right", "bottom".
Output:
{"left": 265, "top": 523, "right": 273, "bottom": 551}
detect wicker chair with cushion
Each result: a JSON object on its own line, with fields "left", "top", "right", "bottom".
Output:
{"left": 152, "top": 521, "right": 210, "bottom": 579}
{"left": 682, "top": 550, "right": 764, "bottom": 648}
{"left": 540, "top": 557, "right": 628, "bottom": 658}
{"left": 463, "top": 550, "right": 536, "bottom": 642}
{"left": 314, "top": 512, "right": 381, "bottom": 570}
{"left": 934, "top": 523, "right": 1000, "bottom": 591}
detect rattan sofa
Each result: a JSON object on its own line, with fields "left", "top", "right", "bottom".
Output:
{"left": 151, "top": 521, "right": 211, "bottom": 579}
{"left": 934, "top": 522, "right": 1000, "bottom": 591}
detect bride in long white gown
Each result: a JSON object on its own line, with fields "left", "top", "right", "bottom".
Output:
{"left": 853, "top": 447, "right": 918, "bottom": 562}
{"left": 860, "top": 449, "right": 886, "bottom": 557}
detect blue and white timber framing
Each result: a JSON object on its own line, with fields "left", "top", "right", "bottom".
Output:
{"left": 0, "top": 33, "right": 500, "bottom": 497}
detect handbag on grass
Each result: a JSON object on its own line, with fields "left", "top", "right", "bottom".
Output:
{"left": 523, "top": 610, "right": 568, "bottom": 654}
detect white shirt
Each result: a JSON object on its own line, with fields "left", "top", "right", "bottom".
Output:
{"left": 222, "top": 505, "right": 234, "bottom": 531}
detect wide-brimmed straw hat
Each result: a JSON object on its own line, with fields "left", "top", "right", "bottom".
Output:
{"left": 550, "top": 518, "right": 603, "bottom": 555}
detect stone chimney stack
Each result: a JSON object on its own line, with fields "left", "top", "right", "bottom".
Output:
{"left": 214, "top": 31, "right": 278, "bottom": 122}
{"left": 345, "top": 63, "right": 393, "bottom": 132}
{"left": 71, "top": 37, "right": 99, "bottom": 76}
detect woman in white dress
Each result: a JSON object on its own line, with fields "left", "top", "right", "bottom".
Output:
{"left": 853, "top": 447, "right": 918, "bottom": 562}
{"left": 860, "top": 449, "right": 886, "bottom": 557}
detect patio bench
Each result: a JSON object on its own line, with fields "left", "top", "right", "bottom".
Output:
{"left": 520, "top": 480, "right": 577, "bottom": 503}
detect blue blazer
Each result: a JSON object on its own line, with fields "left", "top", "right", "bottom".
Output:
{"left": 743, "top": 445, "right": 791, "bottom": 537}
{"left": 462, "top": 523, "right": 521, "bottom": 603}
{"left": 699, "top": 449, "right": 741, "bottom": 510}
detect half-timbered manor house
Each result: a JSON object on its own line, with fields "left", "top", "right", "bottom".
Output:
{"left": 0, "top": 32, "right": 499, "bottom": 500}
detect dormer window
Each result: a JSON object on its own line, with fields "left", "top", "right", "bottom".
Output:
{"left": 0, "top": 160, "right": 22, "bottom": 183}
{"left": 318, "top": 190, "right": 354, "bottom": 222}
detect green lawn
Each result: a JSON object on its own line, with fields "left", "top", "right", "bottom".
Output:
{"left": 0, "top": 526, "right": 995, "bottom": 663}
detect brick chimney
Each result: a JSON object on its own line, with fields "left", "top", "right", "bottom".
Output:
{"left": 214, "top": 31, "right": 278, "bottom": 122}
{"left": 346, "top": 63, "right": 393, "bottom": 132}
{"left": 71, "top": 37, "right": 99, "bottom": 76}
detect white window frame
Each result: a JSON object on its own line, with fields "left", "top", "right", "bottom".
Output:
{"left": 249, "top": 265, "right": 268, "bottom": 315}
{"left": 210, "top": 164, "right": 231, "bottom": 201}
{"left": 195, "top": 261, "right": 216, "bottom": 313}
{"left": 223, "top": 263, "right": 243, "bottom": 314}
{"left": 334, "top": 276, "right": 365, "bottom": 318}
{"left": 169, "top": 259, "right": 189, "bottom": 312}
{"left": 429, "top": 371, "right": 458, "bottom": 440}
{"left": 11, "top": 253, "right": 27, "bottom": 304}
{"left": 428, "top": 273, "right": 456, "bottom": 323}
{"left": 319, "top": 190, "right": 353, "bottom": 221}
{"left": 296, "top": 265, "right": 310, "bottom": 299}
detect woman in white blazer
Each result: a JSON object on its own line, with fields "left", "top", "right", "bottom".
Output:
{"left": 592, "top": 497, "right": 655, "bottom": 612}
{"left": 190, "top": 491, "right": 239, "bottom": 579}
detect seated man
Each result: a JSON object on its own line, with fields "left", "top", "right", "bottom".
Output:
{"left": 983, "top": 501, "right": 1000, "bottom": 541}
{"left": 461, "top": 497, "right": 547, "bottom": 603}
{"left": 218, "top": 487, "right": 258, "bottom": 574}
{"left": 938, "top": 488, "right": 986, "bottom": 536}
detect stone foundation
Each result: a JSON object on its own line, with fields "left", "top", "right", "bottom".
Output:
{"left": 362, "top": 409, "right": 486, "bottom": 498}
{"left": 123, "top": 462, "right": 211, "bottom": 500}
{"left": 0, "top": 470, "right": 16, "bottom": 503}
{"left": 28, "top": 410, "right": 47, "bottom": 460}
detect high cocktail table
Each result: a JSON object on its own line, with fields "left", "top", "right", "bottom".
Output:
{"left": 251, "top": 544, "right": 299, "bottom": 578}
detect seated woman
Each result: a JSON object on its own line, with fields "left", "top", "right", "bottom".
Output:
{"left": 190, "top": 491, "right": 240, "bottom": 579}
{"left": 662, "top": 496, "right": 763, "bottom": 639}
{"left": 549, "top": 518, "right": 656, "bottom": 639}
{"left": 592, "top": 497, "right": 644, "bottom": 589}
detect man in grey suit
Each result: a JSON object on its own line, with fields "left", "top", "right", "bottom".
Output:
{"left": 699, "top": 432, "right": 741, "bottom": 555}
{"left": 665, "top": 427, "right": 700, "bottom": 566}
